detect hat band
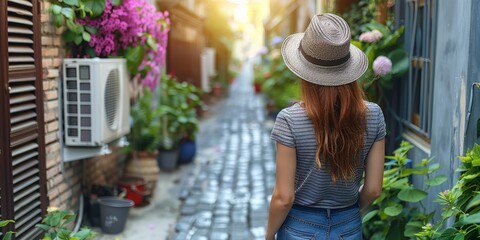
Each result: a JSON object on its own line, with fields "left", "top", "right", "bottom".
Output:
{"left": 299, "top": 44, "right": 351, "bottom": 67}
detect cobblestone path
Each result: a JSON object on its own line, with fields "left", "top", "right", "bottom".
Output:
{"left": 174, "top": 61, "right": 276, "bottom": 240}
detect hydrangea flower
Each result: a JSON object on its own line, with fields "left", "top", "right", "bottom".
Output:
{"left": 373, "top": 56, "right": 392, "bottom": 76}
{"left": 372, "top": 29, "right": 383, "bottom": 40}
{"left": 359, "top": 29, "right": 383, "bottom": 43}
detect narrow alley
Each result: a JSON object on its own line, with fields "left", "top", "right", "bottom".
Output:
{"left": 173, "top": 60, "right": 276, "bottom": 240}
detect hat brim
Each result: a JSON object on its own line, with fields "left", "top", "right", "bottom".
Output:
{"left": 281, "top": 33, "right": 368, "bottom": 86}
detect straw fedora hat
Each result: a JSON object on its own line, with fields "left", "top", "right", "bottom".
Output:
{"left": 281, "top": 13, "right": 368, "bottom": 86}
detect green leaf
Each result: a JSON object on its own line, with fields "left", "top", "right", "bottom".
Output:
{"left": 462, "top": 172, "right": 480, "bottom": 180}
{"left": 146, "top": 35, "right": 158, "bottom": 51}
{"left": 73, "top": 228, "right": 95, "bottom": 239}
{"left": 351, "top": 40, "right": 362, "bottom": 50}
{"left": 428, "top": 163, "right": 441, "bottom": 174}
{"left": 384, "top": 204, "right": 403, "bottom": 216}
{"left": 62, "top": 29, "right": 77, "bottom": 42}
{"left": 438, "top": 228, "right": 458, "bottom": 240}
{"left": 425, "top": 175, "right": 448, "bottom": 186}
{"left": 387, "top": 49, "right": 409, "bottom": 77}
{"left": 3, "top": 231, "right": 14, "bottom": 240}
{"left": 389, "top": 177, "right": 409, "bottom": 189}
{"left": 84, "top": 26, "right": 97, "bottom": 34}
{"left": 53, "top": 14, "right": 64, "bottom": 28}
{"left": 362, "top": 210, "right": 378, "bottom": 223}
{"left": 61, "top": 8, "right": 75, "bottom": 19}
{"left": 82, "top": 31, "right": 91, "bottom": 42}
{"left": 0, "top": 220, "right": 14, "bottom": 227}
{"left": 66, "top": 19, "right": 77, "bottom": 32}
{"left": 85, "top": 46, "right": 97, "bottom": 57}
{"left": 398, "top": 187, "right": 428, "bottom": 202}
{"left": 126, "top": 46, "right": 145, "bottom": 74}
{"left": 63, "top": 0, "right": 79, "bottom": 6}
{"left": 466, "top": 193, "right": 480, "bottom": 211}
{"left": 404, "top": 221, "right": 423, "bottom": 237}
{"left": 472, "top": 144, "right": 480, "bottom": 159}
{"left": 35, "top": 223, "right": 51, "bottom": 231}
{"left": 453, "top": 233, "right": 465, "bottom": 240}
{"left": 363, "top": 22, "right": 390, "bottom": 36}
{"left": 84, "top": 0, "right": 106, "bottom": 18}
{"left": 462, "top": 211, "right": 480, "bottom": 224}
{"left": 111, "top": 0, "right": 123, "bottom": 6}
{"left": 50, "top": 4, "right": 62, "bottom": 14}
{"left": 74, "top": 35, "right": 83, "bottom": 45}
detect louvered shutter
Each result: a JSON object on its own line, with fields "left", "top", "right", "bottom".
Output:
{"left": 1, "top": 0, "right": 47, "bottom": 239}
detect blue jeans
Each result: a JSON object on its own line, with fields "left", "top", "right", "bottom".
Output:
{"left": 277, "top": 204, "right": 362, "bottom": 240}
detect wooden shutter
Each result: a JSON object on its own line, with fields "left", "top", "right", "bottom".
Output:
{"left": 0, "top": 0, "right": 47, "bottom": 239}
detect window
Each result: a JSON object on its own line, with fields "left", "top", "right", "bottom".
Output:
{"left": 398, "top": 0, "right": 437, "bottom": 140}
{"left": 0, "top": 0, "right": 48, "bottom": 239}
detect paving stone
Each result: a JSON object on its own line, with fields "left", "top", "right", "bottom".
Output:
{"left": 174, "top": 63, "right": 278, "bottom": 239}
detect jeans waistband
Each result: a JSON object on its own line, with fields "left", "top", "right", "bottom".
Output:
{"left": 292, "top": 203, "right": 359, "bottom": 217}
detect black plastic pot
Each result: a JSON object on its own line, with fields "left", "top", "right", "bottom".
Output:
{"left": 98, "top": 197, "right": 134, "bottom": 234}
{"left": 156, "top": 148, "right": 179, "bottom": 172}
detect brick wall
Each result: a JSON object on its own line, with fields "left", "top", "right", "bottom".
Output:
{"left": 40, "top": 0, "right": 121, "bottom": 212}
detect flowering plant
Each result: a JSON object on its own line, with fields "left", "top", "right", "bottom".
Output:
{"left": 50, "top": 0, "right": 170, "bottom": 90}
{"left": 352, "top": 22, "right": 408, "bottom": 102}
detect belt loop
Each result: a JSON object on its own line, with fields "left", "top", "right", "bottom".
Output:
{"left": 327, "top": 209, "right": 331, "bottom": 218}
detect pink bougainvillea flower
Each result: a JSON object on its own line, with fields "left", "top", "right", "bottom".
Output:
{"left": 79, "top": 0, "right": 170, "bottom": 90}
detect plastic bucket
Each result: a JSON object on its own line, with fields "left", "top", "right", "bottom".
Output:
{"left": 118, "top": 177, "right": 145, "bottom": 206}
{"left": 156, "top": 149, "right": 179, "bottom": 172}
{"left": 98, "top": 197, "right": 134, "bottom": 234}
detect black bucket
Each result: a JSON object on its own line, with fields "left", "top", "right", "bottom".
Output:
{"left": 98, "top": 197, "right": 134, "bottom": 234}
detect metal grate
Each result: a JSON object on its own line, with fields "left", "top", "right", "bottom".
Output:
{"left": 104, "top": 69, "right": 120, "bottom": 130}
{"left": 399, "top": 0, "right": 437, "bottom": 138}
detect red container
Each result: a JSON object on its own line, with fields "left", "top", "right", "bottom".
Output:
{"left": 118, "top": 177, "right": 145, "bottom": 206}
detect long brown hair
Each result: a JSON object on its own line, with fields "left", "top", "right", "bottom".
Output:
{"left": 301, "top": 80, "right": 366, "bottom": 182}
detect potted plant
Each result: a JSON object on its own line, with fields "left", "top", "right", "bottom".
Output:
{"left": 155, "top": 74, "right": 203, "bottom": 169}
{"left": 123, "top": 87, "right": 160, "bottom": 196}
{"left": 175, "top": 81, "right": 203, "bottom": 164}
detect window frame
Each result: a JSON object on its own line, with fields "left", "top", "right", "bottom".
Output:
{"left": 399, "top": 0, "right": 438, "bottom": 141}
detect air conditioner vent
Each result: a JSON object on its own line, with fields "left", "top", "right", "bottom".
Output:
{"left": 104, "top": 69, "right": 120, "bottom": 130}
{"left": 62, "top": 58, "right": 129, "bottom": 148}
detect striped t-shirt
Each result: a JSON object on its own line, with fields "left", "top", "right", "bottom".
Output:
{"left": 270, "top": 101, "right": 386, "bottom": 209}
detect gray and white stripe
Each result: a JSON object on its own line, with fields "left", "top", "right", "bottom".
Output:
{"left": 271, "top": 101, "right": 386, "bottom": 209}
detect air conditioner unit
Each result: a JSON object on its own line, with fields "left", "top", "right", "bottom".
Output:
{"left": 62, "top": 58, "right": 130, "bottom": 147}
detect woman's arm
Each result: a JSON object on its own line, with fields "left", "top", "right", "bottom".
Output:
{"left": 265, "top": 143, "right": 296, "bottom": 240}
{"left": 359, "top": 139, "right": 385, "bottom": 212}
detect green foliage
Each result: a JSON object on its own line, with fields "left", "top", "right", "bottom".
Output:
{"left": 127, "top": 87, "right": 161, "bottom": 154}
{"left": 417, "top": 144, "right": 480, "bottom": 239}
{"left": 49, "top": 0, "right": 106, "bottom": 52}
{"left": 355, "top": 24, "right": 409, "bottom": 103}
{"left": 0, "top": 220, "right": 15, "bottom": 240}
{"left": 261, "top": 50, "right": 301, "bottom": 111}
{"left": 157, "top": 75, "right": 203, "bottom": 149}
{"left": 341, "top": 0, "right": 376, "bottom": 37}
{"left": 35, "top": 208, "right": 95, "bottom": 240}
{"left": 362, "top": 141, "right": 446, "bottom": 240}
